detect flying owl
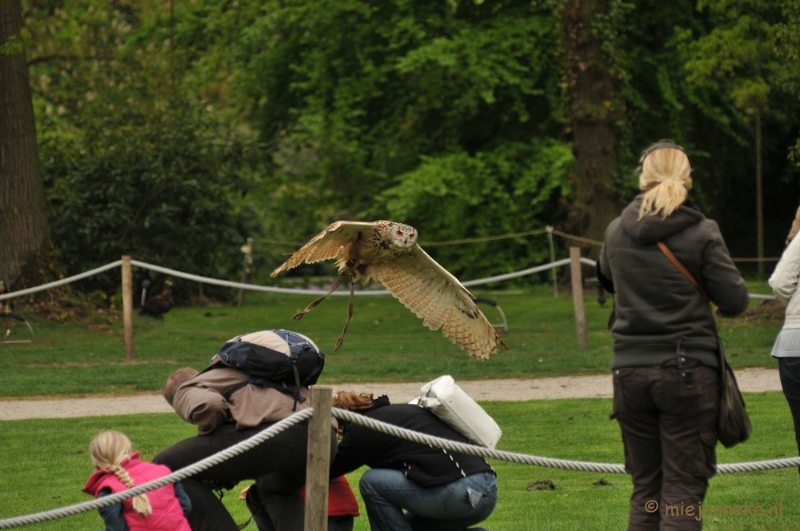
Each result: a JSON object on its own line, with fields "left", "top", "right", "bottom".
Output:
{"left": 270, "top": 220, "right": 507, "bottom": 359}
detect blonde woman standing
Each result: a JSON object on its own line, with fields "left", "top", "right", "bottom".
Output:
{"left": 768, "top": 217, "right": 800, "bottom": 470}
{"left": 597, "top": 142, "right": 749, "bottom": 530}
{"left": 82, "top": 430, "right": 192, "bottom": 531}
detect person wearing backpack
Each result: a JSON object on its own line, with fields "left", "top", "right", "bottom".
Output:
{"left": 153, "top": 329, "right": 336, "bottom": 531}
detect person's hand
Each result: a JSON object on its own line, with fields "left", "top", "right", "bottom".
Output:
{"left": 239, "top": 487, "right": 249, "bottom": 501}
{"left": 715, "top": 306, "right": 723, "bottom": 318}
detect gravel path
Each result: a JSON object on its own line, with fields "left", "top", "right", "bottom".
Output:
{"left": 0, "top": 367, "right": 781, "bottom": 421}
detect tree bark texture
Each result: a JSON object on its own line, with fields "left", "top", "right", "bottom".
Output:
{"left": 0, "top": 0, "right": 52, "bottom": 288}
{"left": 755, "top": 110, "right": 764, "bottom": 281}
{"left": 563, "top": 0, "right": 623, "bottom": 257}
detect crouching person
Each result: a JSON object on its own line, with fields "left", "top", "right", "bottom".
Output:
{"left": 154, "top": 329, "right": 337, "bottom": 531}
{"left": 331, "top": 392, "right": 497, "bottom": 531}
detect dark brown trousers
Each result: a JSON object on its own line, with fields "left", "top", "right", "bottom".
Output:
{"left": 613, "top": 358, "right": 719, "bottom": 531}
{"left": 153, "top": 421, "right": 337, "bottom": 531}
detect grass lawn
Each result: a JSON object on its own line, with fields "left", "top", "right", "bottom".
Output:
{"left": 0, "top": 283, "right": 782, "bottom": 398}
{"left": 0, "top": 393, "right": 797, "bottom": 531}
{"left": 0, "top": 281, "right": 792, "bottom": 530}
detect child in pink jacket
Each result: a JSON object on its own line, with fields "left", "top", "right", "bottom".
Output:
{"left": 82, "top": 430, "right": 192, "bottom": 531}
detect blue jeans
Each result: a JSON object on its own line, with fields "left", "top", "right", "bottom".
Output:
{"left": 359, "top": 469, "right": 497, "bottom": 531}
{"left": 779, "top": 357, "right": 800, "bottom": 461}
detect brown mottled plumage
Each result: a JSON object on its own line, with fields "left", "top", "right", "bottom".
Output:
{"left": 271, "top": 220, "right": 506, "bottom": 359}
{"left": 140, "top": 281, "right": 174, "bottom": 320}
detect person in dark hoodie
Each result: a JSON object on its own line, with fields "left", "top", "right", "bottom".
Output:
{"left": 330, "top": 391, "right": 497, "bottom": 531}
{"left": 597, "top": 142, "right": 749, "bottom": 531}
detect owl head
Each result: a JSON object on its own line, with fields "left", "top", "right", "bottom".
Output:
{"left": 388, "top": 223, "right": 418, "bottom": 248}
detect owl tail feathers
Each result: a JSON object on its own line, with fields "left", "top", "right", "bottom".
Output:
{"left": 334, "top": 280, "right": 357, "bottom": 351}
{"left": 291, "top": 273, "right": 348, "bottom": 320}
{"left": 496, "top": 334, "right": 510, "bottom": 351}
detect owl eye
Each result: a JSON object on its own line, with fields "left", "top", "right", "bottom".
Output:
{"left": 396, "top": 231, "right": 403, "bottom": 236}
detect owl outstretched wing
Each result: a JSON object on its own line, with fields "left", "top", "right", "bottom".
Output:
{"left": 365, "top": 245, "right": 504, "bottom": 359}
{"left": 271, "top": 221, "right": 378, "bottom": 276}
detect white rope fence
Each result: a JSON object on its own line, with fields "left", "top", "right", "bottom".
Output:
{"left": 0, "top": 258, "right": 777, "bottom": 301}
{"left": 331, "top": 408, "right": 800, "bottom": 475}
{"left": 0, "top": 261, "right": 123, "bottom": 301}
{"left": 3, "top": 406, "right": 800, "bottom": 529}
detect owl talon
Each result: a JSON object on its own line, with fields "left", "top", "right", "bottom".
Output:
{"left": 290, "top": 273, "right": 347, "bottom": 321}
{"left": 334, "top": 280, "right": 356, "bottom": 352}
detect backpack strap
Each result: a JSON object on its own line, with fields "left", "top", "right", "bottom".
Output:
{"left": 222, "top": 381, "right": 248, "bottom": 402}
{"left": 288, "top": 353, "right": 304, "bottom": 411}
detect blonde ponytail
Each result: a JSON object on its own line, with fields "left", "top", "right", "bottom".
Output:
{"left": 637, "top": 142, "right": 692, "bottom": 220}
{"left": 89, "top": 431, "right": 153, "bottom": 517}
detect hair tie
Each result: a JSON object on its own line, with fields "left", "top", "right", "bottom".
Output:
{"left": 655, "top": 178, "right": 684, "bottom": 183}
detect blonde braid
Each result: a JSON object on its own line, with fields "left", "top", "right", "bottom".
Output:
{"left": 108, "top": 464, "right": 153, "bottom": 516}
{"left": 89, "top": 430, "right": 153, "bottom": 517}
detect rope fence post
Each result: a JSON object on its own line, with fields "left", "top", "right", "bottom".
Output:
{"left": 570, "top": 247, "right": 587, "bottom": 348}
{"left": 121, "top": 255, "right": 135, "bottom": 360}
{"left": 238, "top": 238, "right": 254, "bottom": 307}
{"left": 305, "top": 386, "right": 332, "bottom": 531}
{"left": 546, "top": 226, "right": 557, "bottom": 298}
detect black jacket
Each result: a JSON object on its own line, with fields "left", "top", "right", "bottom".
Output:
{"left": 598, "top": 196, "right": 749, "bottom": 368}
{"left": 329, "top": 404, "right": 494, "bottom": 488}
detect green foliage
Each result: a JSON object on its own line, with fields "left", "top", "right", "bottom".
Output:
{"left": 612, "top": 0, "right": 800, "bottom": 262}
{"left": 231, "top": 0, "right": 570, "bottom": 272}
{"left": 39, "top": 98, "right": 261, "bottom": 296}
{"left": 776, "top": 0, "right": 800, "bottom": 93}
{"left": 22, "top": 0, "right": 264, "bottom": 297}
{"left": 677, "top": 0, "right": 781, "bottom": 114}
{"left": 619, "top": 1, "right": 745, "bottom": 165}
{"left": 16, "top": 0, "right": 800, "bottom": 287}
{"left": 375, "top": 139, "right": 574, "bottom": 276}
{"left": 0, "top": 28, "right": 28, "bottom": 55}
{"left": 776, "top": 0, "right": 800, "bottom": 164}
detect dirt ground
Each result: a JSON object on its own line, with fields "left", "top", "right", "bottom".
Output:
{"left": 0, "top": 367, "right": 781, "bottom": 421}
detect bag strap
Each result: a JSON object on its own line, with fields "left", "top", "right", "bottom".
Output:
{"left": 657, "top": 243, "right": 749, "bottom": 424}
{"left": 657, "top": 241, "right": 729, "bottom": 362}
{"left": 656, "top": 241, "right": 710, "bottom": 304}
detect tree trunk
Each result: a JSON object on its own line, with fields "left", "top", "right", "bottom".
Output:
{"left": 0, "top": 0, "right": 52, "bottom": 289}
{"left": 756, "top": 110, "right": 764, "bottom": 281}
{"left": 563, "top": 0, "right": 623, "bottom": 257}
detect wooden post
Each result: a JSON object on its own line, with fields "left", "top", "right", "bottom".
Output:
{"left": 305, "top": 386, "right": 332, "bottom": 531}
{"left": 546, "top": 226, "right": 558, "bottom": 298}
{"left": 570, "top": 247, "right": 588, "bottom": 348}
{"left": 122, "top": 255, "right": 135, "bottom": 360}
{"left": 238, "top": 238, "right": 253, "bottom": 307}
